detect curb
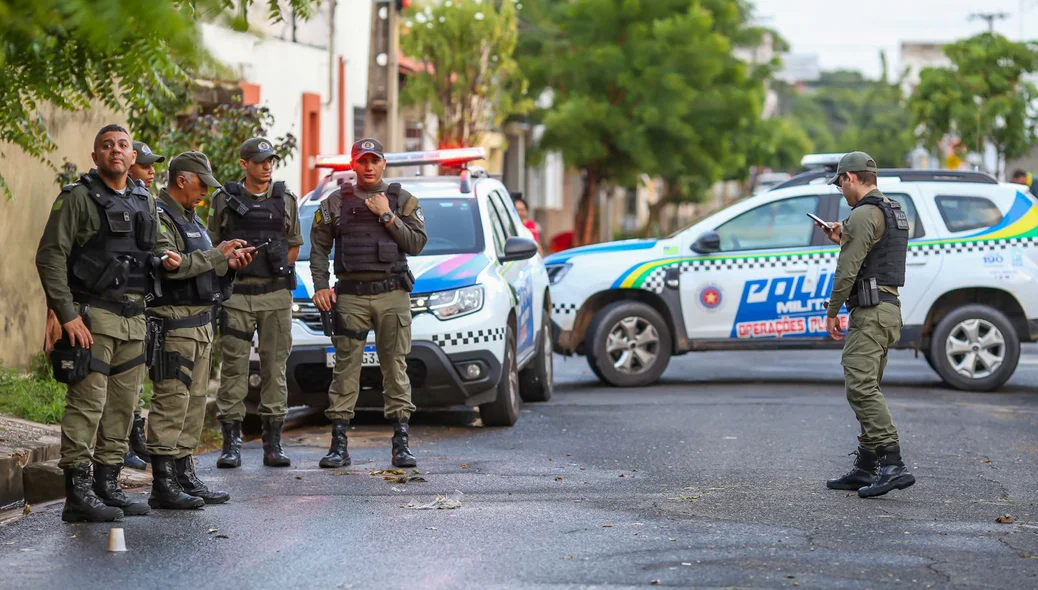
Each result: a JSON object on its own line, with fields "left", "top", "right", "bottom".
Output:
{"left": 0, "top": 416, "right": 61, "bottom": 510}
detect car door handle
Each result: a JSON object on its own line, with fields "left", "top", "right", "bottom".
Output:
{"left": 907, "top": 260, "right": 928, "bottom": 266}
{"left": 784, "top": 267, "right": 808, "bottom": 274}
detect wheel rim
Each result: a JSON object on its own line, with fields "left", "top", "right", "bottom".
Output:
{"left": 605, "top": 316, "right": 659, "bottom": 375}
{"left": 543, "top": 323, "right": 553, "bottom": 382}
{"left": 945, "top": 318, "right": 1006, "bottom": 380}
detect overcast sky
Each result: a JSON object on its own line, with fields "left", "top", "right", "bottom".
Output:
{"left": 751, "top": 0, "right": 1038, "bottom": 78}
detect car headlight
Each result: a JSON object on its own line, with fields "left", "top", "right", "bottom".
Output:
{"left": 546, "top": 263, "right": 572, "bottom": 285}
{"left": 418, "top": 285, "right": 484, "bottom": 320}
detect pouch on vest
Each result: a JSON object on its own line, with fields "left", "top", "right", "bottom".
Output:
{"left": 135, "top": 212, "right": 156, "bottom": 250}
{"left": 106, "top": 210, "right": 133, "bottom": 235}
{"left": 94, "top": 257, "right": 132, "bottom": 296}
{"left": 855, "top": 277, "right": 880, "bottom": 307}
{"left": 50, "top": 339, "right": 92, "bottom": 385}
{"left": 378, "top": 241, "right": 399, "bottom": 263}
{"left": 70, "top": 254, "right": 106, "bottom": 289}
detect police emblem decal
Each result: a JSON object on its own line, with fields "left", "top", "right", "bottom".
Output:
{"left": 258, "top": 141, "right": 272, "bottom": 151}
{"left": 415, "top": 207, "right": 424, "bottom": 223}
{"left": 699, "top": 286, "right": 722, "bottom": 310}
{"left": 362, "top": 140, "right": 375, "bottom": 150}
{"left": 141, "top": 144, "right": 152, "bottom": 155}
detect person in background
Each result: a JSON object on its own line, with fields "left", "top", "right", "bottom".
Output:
{"left": 511, "top": 193, "right": 542, "bottom": 252}
{"left": 1010, "top": 169, "right": 1038, "bottom": 198}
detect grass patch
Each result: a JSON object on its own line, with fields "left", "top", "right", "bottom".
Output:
{"left": 195, "top": 427, "right": 223, "bottom": 454}
{"left": 0, "top": 354, "right": 66, "bottom": 424}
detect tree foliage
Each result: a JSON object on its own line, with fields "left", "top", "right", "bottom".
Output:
{"left": 0, "top": 0, "right": 319, "bottom": 199}
{"left": 909, "top": 32, "right": 1038, "bottom": 173}
{"left": 399, "top": 0, "right": 532, "bottom": 149}
{"left": 517, "top": 0, "right": 773, "bottom": 246}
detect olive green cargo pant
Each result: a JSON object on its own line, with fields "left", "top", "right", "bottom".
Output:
{"left": 842, "top": 302, "right": 903, "bottom": 449}
{"left": 146, "top": 337, "right": 212, "bottom": 458}
{"left": 59, "top": 335, "right": 146, "bottom": 468}
{"left": 216, "top": 306, "right": 291, "bottom": 422}
{"left": 326, "top": 289, "right": 416, "bottom": 421}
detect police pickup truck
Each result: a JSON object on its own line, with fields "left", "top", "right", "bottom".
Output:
{"left": 245, "top": 148, "right": 552, "bottom": 426}
{"left": 546, "top": 154, "right": 1038, "bottom": 392}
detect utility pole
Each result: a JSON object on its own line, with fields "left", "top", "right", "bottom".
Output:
{"left": 969, "top": 11, "right": 1010, "bottom": 33}
{"left": 365, "top": 0, "right": 405, "bottom": 151}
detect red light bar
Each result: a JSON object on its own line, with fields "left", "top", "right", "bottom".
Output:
{"left": 313, "top": 147, "right": 486, "bottom": 171}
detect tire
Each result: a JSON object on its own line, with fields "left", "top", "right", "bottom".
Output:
{"left": 585, "top": 300, "right": 672, "bottom": 387}
{"left": 519, "top": 309, "right": 554, "bottom": 402}
{"left": 928, "top": 304, "right": 1020, "bottom": 392}
{"left": 480, "top": 324, "right": 521, "bottom": 426}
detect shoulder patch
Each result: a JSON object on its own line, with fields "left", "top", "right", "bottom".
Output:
{"left": 51, "top": 198, "right": 64, "bottom": 212}
{"left": 414, "top": 206, "right": 424, "bottom": 223}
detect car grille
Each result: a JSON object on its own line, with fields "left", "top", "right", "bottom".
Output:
{"left": 293, "top": 360, "right": 427, "bottom": 393}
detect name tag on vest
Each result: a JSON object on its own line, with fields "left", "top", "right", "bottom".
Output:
{"left": 186, "top": 231, "right": 202, "bottom": 238}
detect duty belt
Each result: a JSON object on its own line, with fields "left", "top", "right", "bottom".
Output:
{"left": 845, "top": 291, "right": 900, "bottom": 311}
{"left": 335, "top": 276, "right": 406, "bottom": 296}
{"left": 146, "top": 310, "right": 213, "bottom": 330}
{"left": 75, "top": 297, "right": 146, "bottom": 318}
{"left": 233, "top": 275, "right": 293, "bottom": 296}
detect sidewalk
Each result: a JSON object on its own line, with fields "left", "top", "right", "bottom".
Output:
{"left": 0, "top": 415, "right": 60, "bottom": 510}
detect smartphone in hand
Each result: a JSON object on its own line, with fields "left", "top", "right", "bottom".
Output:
{"left": 807, "top": 212, "right": 833, "bottom": 230}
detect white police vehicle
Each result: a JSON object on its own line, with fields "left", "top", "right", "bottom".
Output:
{"left": 546, "top": 154, "right": 1038, "bottom": 392}
{"left": 246, "top": 148, "right": 552, "bottom": 426}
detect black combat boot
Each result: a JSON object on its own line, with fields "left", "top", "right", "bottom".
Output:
{"left": 858, "top": 444, "right": 916, "bottom": 498}
{"left": 391, "top": 419, "right": 417, "bottom": 468}
{"left": 61, "top": 462, "right": 124, "bottom": 523}
{"left": 826, "top": 446, "right": 880, "bottom": 490}
{"left": 123, "top": 449, "right": 148, "bottom": 471}
{"left": 129, "top": 414, "right": 150, "bottom": 461}
{"left": 148, "top": 455, "right": 205, "bottom": 510}
{"left": 262, "top": 417, "right": 291, "bottom": 467}
{"left": 216, "top": 420, "right": 242, "bottom": 469}
{"left": 174, "top": 455, "right": 230, "bottom": 504}
{"left": 319, "top": 420, "right": 351, "bottom": 468}
{"left": 92, "top": 463, "right": 150, "bottom": 516}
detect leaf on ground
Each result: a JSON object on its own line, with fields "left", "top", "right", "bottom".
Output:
{"left": 411, "top": 468, "right": 422, "bottom": 475}
{"left": 22, "top": 504, "right": 31, "bottom": 515}
{"left": 1018, "top": 552, "right": 1038, "bottom": 559}
{"left": 555, "top": 476, "right": 563, "bottom": 482}
{"left": 386, "top": 475, "right": 427, "bottom": 484}
{"left": 650, "top": 580, "right": 660, "bottom": 586}
{"left": 426, "top": 527, "right": 438, "bottom": 530}
{"left": 331, "top": 470, "right": 356, "bottom": 476}
{"left": 601, "top": 524, "right": 613, "bottom": 528}
{"left": 207, "top": 528, "right": 219, "bottom": 534}
{"left": 981, "top": 458, "right": 992, "bottom": 464}
{"left": 371, "top": 469, "right": 406, "bottom": 476}
{"left": 459, "top": 464, "right": 469, "bottom": 469}
{"left": 996, "top": 514, "right": 1014, "bottom": 524}
{"left": 404, "top": 495, "right": 462, "bottom": 510}
{"left": 214, "top": 534, "right": 230, "bottom": 539}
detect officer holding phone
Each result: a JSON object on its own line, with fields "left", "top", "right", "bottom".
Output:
{"left": 813, "top": 151, "right": 915, "bottom": 499}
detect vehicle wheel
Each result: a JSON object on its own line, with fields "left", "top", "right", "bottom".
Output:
{"left": 922, "top": 349, "right": 938, "bottom": 374}
{"left": 519, "top": 309, "right": 554, "bottom": 402}
{"left": 928, "top": 304, "right": 1020, "bottom": 392}
{"left": 480, "top": 324, "right": 521, "bottom": 426}
{"left": 585, "top": 300, "right": 672, "bottom": 387}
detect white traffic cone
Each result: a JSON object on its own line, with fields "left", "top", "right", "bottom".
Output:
{"left": 108, "top": 527, "right": 127, "bottom": 552}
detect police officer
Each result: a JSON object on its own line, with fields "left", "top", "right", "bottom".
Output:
{"left": 310, "top": 138, "right": 427, "bottom": 468}
{"left": 123, "top": 140, "right": 166, "bottom": 471}
{"left": 36, "top": 124, "right": 183, "bottom": 522}
{"left": 208, "top": 138, "right": 303, "bottom": 468}
{"left": 816, "top": 151, "right": 915, "bottom": 499}
{"left": 147, "top": 152, "right": 255, "bottom": 509}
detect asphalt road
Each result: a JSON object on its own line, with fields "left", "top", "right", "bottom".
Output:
{"left": 2, "top": 347, "right": 1038, "bottom": 589}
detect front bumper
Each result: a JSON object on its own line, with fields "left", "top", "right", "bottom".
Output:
{"left": 248, "top": 341, "right": 502, "bottom": 412}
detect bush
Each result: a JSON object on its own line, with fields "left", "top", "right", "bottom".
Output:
{"left": 0, "top": 354, "right": 66, "bottom": 424}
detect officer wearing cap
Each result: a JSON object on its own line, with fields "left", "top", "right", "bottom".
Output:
{"left": 123, "top": 141, "right": 166, "bottom": 471}
{"left": 36, "top": 124, "right": 183, "bottom": 522}
{"left": 310, "top": 138, "right": 427, "bottom": 468}
{"left": 813, "top": 151, "right": 915, "bottom": 499}
{"left": 128, "top": 141, "right": 165, "bottom": 191}
{"left": 208, "top": 137, "right": 303, "bottom": 469}
{"left": 146, "top": 152, "right": 256, "bottom": 509}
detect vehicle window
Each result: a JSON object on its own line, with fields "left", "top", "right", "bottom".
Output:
{"left": 837, "top": 193, "right": 924, "bottom": 239}
{"left": 489, "top": 190, "right": 519, "bottom": 236}
{"left": 485, "top": 198, "right": 508, "bottom": 254}
{"left": 935, "top": 196, "right": 1004, "bottom": 233}
{"left": 297, "top": 197, "right": 485, "bottom": 259}
{"left": 715, "top": 196, "right": 820, "bottom": 251}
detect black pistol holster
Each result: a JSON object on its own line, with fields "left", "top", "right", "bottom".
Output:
{"left": 51, "top": 305, "right": 146, "bottom": 384}
{"left": 146, "top": 312, "right": 211, "bottom": 389}
{"left": 319, "top": 309, "right": 368, "bottom": 341}
{"left": 320, "top": 310, "right": 336, "bottom": 337}
{"left": 855, "top": 277, "right": 881, "bottom": 308}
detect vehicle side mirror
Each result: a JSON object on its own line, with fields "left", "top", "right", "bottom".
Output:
{"left": 691, "top": 231, "right": 721, "bottom": 254}
{"left": 500, "top": 236, "right": 539, "bottom": 262}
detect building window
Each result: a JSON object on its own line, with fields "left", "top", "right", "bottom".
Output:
{"left": 353, "top": 107, "right": 365, "bottom": 141}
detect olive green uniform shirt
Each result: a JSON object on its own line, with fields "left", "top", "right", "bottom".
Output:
{"left": 827, "top": 189, "right": 900, "bottom": 318}
{"left": 36, "top": 175, "right": 177, "bottom": 340}
{"left": 309, "top": 180, "right": 428, "bottom": 291}
{"left": 206, "top": 179, "right": 304, "bottom": 312}
{"left": 151, "top": 189, "right": 233, "bottom": 343}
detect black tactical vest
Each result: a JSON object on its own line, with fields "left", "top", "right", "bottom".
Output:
{"left": 221, "top": 181, "right": 290, "bottom": 279}
{"left": 67, "top": 171, "right": 157, "bottom": 302}
{"left": 853, "top": 194, "right": 909, "bottom": 287}
{"left": 151, "top": 201, "right": 232, "bottom": 306}
{"left": 332, "top": 183, "right": 409, "bottom": 275}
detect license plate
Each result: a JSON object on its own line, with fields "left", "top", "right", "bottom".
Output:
{"left": 326, "top": 345, "right": 379, "bottom": 368}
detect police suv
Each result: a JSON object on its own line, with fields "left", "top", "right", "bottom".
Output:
{"left": 246, "top": 148, "right": 553, "bottom": 426}
{"left": 546, "top": 154, "right": 1038, "bottom": 392}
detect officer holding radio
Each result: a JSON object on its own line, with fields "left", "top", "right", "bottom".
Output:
{"left": 814, "top": 151, "right": 915, "bottom": 499}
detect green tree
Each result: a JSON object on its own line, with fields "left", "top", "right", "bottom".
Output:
{"left": 399, "top": 0, "right": 532, "bottom": 150}
{"left": 518, "top": 0, "right": 772, "bottom": 246}
{"left": 0, "top": 0, "right": 318, "bottom": 199}
{"left": 909, "top": 32, "right": 1038, "bottom": 174}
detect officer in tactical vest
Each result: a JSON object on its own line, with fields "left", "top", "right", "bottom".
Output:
{"left": 36, "top": 124, "right": 184, "bottom": 523}
{"left": 123, "top": 140, "right": 166, "bottom": 471}
{"left": 815, "top": 151, "right": 916, "bottom": 499}
{"left": 310, "top": 138, "right": 427, "bottom": 469}
{"left": 208, "top": 137, "right": 303, "bottom": 469}
{"left": 147, "top": 152, "right": 257, "bottom": 509}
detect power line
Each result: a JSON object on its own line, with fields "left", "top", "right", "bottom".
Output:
{"left": 969, "top": 11, "right": 1010, "bottom": 33}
